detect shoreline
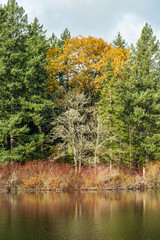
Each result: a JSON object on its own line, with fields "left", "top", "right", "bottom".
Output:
{"left": 0, "top": 161, "right": 160, "bottom": 193}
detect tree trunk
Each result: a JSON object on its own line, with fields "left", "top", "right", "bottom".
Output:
{"left": 145, "top": 131, "right": 150, "bottom": 168}
{"left": 129, "top": 128, "right": 132, "bottom": 164}
{"left": 109, "top": 159, "right": 112, "bottom": 172}
{"left": 10, "top": 134, "right": 14, "bottom": 151}
{"left": 75, "top": 160, "right": 78, "bottom": 173}
{"left": 143, "top": 154, "right": 149, "bottom": 177}
{"left": 146, "top": 153, "right": 149, "bottom": 165}
{"left": 94, "top": 113, "right": 100, "bottom": 170}
{"left": 143, "top": 165, "right": 146, "bottom": 177}
{"left": 145, "top": 153, "right": 149, "bottom": 171}
{"left": 74, "top": 147, "right": 78, "bottom": 173}
{"left": 78, "top": 160, "right": 81, "bottom": 173}
{"left": 38, "top": 125, "right": 43, "bottom": 152}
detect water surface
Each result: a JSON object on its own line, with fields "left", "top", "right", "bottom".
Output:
{"left": 0, "top": 191, "right": 160, "bottom": 240}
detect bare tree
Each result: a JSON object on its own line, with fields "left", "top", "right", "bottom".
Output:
{"left": 49, "top": 91, "right": 95, "bottom": 172}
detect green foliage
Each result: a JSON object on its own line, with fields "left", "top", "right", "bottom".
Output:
{"left": 128, "top": 23, "right": 160, "bottom": 163}
{"left": 0, "top": 0, "right": 53, "bottom": 163}
{"left": 113, "top": 32, "right": 128, "bottom": 49}
{"left": 0, "top": 1, "right": 159, "bottom": 169}
{"left": 49, "top": 28, "right": 71, "bottom": 49}
{"left": 98, "top": 61, "right": 132, "bottom": 165}
{"left": 98, "top": 24, "right": 160, "bottom": 166}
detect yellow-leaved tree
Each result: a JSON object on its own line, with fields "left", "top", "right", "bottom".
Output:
{"left": 46, "top": 36, "right": 130, "bottom": 97}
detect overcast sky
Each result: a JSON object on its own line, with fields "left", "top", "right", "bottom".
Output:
{"left": 1, "top": 0, "right": 160, "bottom": 45}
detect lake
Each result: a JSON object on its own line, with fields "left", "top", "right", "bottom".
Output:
{"left": 0, "top": 191, "right": 160, "bottom": 240}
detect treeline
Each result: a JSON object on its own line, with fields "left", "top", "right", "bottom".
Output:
{"left": 0, "top": 0, "right": 160, "bottom": 171}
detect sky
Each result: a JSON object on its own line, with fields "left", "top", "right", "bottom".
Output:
{"left": 1, "top": 0, "right": 160, "bottom": 45}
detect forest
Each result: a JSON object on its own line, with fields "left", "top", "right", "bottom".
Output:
{"left": 0, "top": 0, "right": 160, "bottom": 191}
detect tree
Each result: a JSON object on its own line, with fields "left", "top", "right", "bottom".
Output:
{"left": 49, "top": 28, "right": 71, "bottom": 49}
{"left": 98, "top": 61, "right": 131, "bottom": 168}
{"left": 0, "top": 0, "right": 53, "bottom": 162}
{"left": 113, "top": 32, "right": 128, "bottom": 50}
{"left": 0, "top": 0, "right": 30, "bottom": 161}
{"left": 24, "top": 17, "right": 54, "bottom": 155}
{"left": 98, "top": 24, "right": 160, "bottom": 168}
{"left": 46, "top": 36, "right": 130, "bottom": 100}
{"left": 128, "top": 23, "right": 160, "bottom": 165}
{"left": 49, "top": 91, "right": 95, "bottom": 172}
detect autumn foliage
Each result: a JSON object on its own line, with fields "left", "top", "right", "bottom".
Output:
{"left": 46, "top": 36, "right": 130, "bottom": 95}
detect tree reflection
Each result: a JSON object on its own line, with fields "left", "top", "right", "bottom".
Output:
{"left": 0, "top": 191, "right": 160, "bottom": 240}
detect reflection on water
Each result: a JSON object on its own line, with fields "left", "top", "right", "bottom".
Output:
{"left": 0, "top": 191, "right": 160, "bottom": 240}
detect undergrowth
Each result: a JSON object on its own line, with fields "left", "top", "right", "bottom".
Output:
{"left": 0, "top": 161, "right": 160, "bottom": 192}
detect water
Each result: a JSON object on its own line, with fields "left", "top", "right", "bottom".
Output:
{"left": 0, "top": 191, "right": 160, "bottom": 240}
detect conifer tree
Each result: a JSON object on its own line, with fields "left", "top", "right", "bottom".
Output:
{"left": 24, "top": 18, "right": 54, "bottom": 156}
{"left": 0, "top": 0, "right": 30, "bottom": 161}
{"left": 98, "top": 61, "right": 131, "bottom": 167}
{"left": 99, "top": 24, "right": 160, "bottom": 168}
{"left": 0, "top": 0, "right": 53, "bottom": 162}
{"left": 49, "top": 28, "right": 71, "bottom": 49}
{"left": 128, "top": 23, "right": 160, "bottom": 164}
{"left": 113, "top": 32, "right": 127, "bottom": 49}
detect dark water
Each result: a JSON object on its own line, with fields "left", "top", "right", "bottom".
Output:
{"left": 0, "top": 191, "right": 160, "bottom": 240}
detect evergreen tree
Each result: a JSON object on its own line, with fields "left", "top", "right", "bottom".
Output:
{"left": 49, "top": 28, "right": 71, "bottom": 49}
{"left": 24, "top": 17, "right": 54, "bottom": 157}
{"left": 128, "top": 23, "right": 160, "bottom": 164}
{"left": 113, "top": 32, "right": 127, "bottom": 49}
{"left": 102, "top": 24, "right": 160, "bottom": 167}
{"left": 48, "top": 28, "right": 71, "bottom": 103}
{"left": 98, "top": 61, "right": 131, "bottom": 167}
{"left": 0, "top": 0, "right": 53, "bottom": 162}
{"left": 0, "top": 0, "right": 30, "bottom": 161}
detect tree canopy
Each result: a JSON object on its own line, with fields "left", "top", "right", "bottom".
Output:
{"left": 46, "top": 36, "right": 130, "bottom": 97}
